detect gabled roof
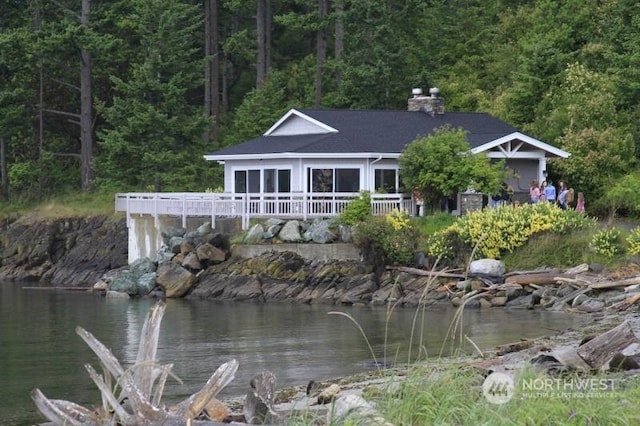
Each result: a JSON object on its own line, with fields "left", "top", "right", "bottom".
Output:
{"left": 205, "top": 108, "right": 569, "bottom": 161}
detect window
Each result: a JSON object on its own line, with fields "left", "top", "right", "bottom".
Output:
{"left": 234, "top": 171, "right": 246, "bottom": 193}
{"left": 235, "top": 169, "right": 290, "bottom": 193}
{"left": 308, "top": 167, "right": 360, "bottom": 192}
{"left": 278, "top": 169, "right": 291, "bottom": 192}
{"left": 374, "top": 169, "right": 397, "bottom": 193}
{"left": 335, "top": 169, "right": 359, "bottom": 192}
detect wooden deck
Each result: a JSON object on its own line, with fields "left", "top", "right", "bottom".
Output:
{"left": 115, "top": 192, "right": 415, "bottom": 229}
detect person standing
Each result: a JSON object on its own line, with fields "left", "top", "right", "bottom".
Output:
{"left": 576, "top": 192, "right": 585, "bottom": 213}
{"left": 530, "top": 180, "right": 540, "bottom": 203}
{"left": 557, "top": 181, "right": 569, "bottom": 209}
{"left": 544, "top": 180, "right": 556, "bottom": 203}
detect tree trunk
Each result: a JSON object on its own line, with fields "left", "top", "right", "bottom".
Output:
{"left": 204, "top": 0, "right": 220, "bottom": 141}
{"left": 80, "top": 0, "right": 93, "bottom": 191}
{"left": 0, "top": 137, "right": 8, "bottom": 201}
{"left": 334, "top": 0, "right": 344, "bottom": 85}
{"left": 256, "top": 0, "right": 271, "bottom": 90}
{"left": 256, "top": 0, "right": 267, "bottom": 89}
{"left": 315, "top": 0, "right": 328, "bottom": 108}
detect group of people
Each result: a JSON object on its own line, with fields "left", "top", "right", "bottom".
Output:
{"left": 529, "top": 179, "right": 585, "bottom": 212}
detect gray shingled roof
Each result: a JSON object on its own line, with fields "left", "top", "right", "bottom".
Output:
{"left": 207, "top": 109, "right": 519, "bottom": 157}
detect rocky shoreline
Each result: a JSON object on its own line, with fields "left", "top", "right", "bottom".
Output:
{"left": 5, "top": 215, "right": 640, "bottom": 423}
{"left": 2, "top": 216, "right": 640, "bottom": 315}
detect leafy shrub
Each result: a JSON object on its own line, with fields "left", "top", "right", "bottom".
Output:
{"left": 591, "top": 228, "right": 622, "bottom": 257}
{"left": 426, "top": 203, "right": 597, "bottom": 260}
{"left": 626, "top": 227, "right": 640, "bottom": 255}
{"left": 354, "top": 209, "right": 417, "bottom": 266}
{"left": 339, "top": 191, "right": 372, "bottom": 225}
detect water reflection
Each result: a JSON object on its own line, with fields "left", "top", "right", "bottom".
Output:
{"left": 0, "top": 283, "right": 585, "bottom": 425}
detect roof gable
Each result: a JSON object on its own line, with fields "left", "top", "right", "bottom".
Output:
{"left": 265, "top": 109, "right": 337, "bottom": 136}
{"left": 471, "top": 132, "right": 569, "bottom": 158}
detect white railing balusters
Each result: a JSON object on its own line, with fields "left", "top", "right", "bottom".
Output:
{"left": 114, "top": 192, "right": 414, "bottom": 229}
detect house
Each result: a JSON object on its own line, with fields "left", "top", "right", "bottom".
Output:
{"left": 115, "top": 88, "right": 569, "bottom": 262}
{"left": 204, "top": 88, "right": 569, "bottom": 209}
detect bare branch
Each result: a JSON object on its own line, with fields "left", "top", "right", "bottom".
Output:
{"left": 43, "top": 108, "right": 81, "bottom": 120}
{"left": 49, "top": 0, "right": 81, "bottom": 20}
{"left": 51, "top": 153, "right": 81, "bottom": 159}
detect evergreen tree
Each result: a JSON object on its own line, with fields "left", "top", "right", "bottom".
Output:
{"left": 97, "top": 0, "right": 212, "bottom": 191}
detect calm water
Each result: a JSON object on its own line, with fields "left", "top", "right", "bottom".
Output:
{"left": 0, "top": 282, "right": 585, "bottom": 425}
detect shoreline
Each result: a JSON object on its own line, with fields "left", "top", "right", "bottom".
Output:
{"left": 220, "top": 307, "right": 640, "bottom": 421}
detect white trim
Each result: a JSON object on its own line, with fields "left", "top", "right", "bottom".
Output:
{"left": 471, "top": 132, "right": 570, "bottom": 158}
{"left": 204, "top": 152, "right": 401, "bottom": 162}
{"left": 484, "top": 151, "right": 547, "bottom": 159}
{"left": 264, "top": 109, "right": 338, "bottom": 136}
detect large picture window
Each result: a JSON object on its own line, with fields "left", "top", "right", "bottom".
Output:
{"left": 235, "top": 169, "right": 290, "bottom": 193}
{"left": 308, "top": 167, "right": 360, "bottom": 192}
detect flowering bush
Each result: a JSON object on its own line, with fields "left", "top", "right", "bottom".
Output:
{"left": 426, "top": 203, "right": 597, "bottom": 259}
{"left": 386, "top": 208, "right": 411, "bottom": 231}
{"left": 590, "top": 228, "right": 622, "bottom": 257}
{"left": 354, "top": 209, "right": 417, "bottom": 265}
{"left": 626, "top": 227, "right": 640, "bottom": 255}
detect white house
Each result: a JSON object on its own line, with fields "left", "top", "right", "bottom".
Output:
{"left": 204, "top": 88, "right": 569, "bottom": 205}
{"left": 115, "top": 88, "right": 569, "bottom": 262}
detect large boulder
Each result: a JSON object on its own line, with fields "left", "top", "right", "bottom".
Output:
{"left": 196, "top": 243, "right": 227, "bottom": 265}
{"left": 469, "top": 259, "right": 505, "bottom": 277}
{"left": 156, "top": 262, "right": 196, "bottom": 298}
{"left": 244, "top": 224, "right": 265, "bottom": 244}
{"left": 130, "top": 257, "right": 156, "bottom": 277}
{"left": 108, "top": 271, "right": 139, "bottom": 296}
{"left": 304, "top": 219, "right": 336, "bottom": 244}
{"left": 161, "top": 226, "right": 186, "bottom": 246}
{"left": 278, "top": 220, "right": 302, "bottom": 242}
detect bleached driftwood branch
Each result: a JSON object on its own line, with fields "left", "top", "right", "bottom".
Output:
{"left": 32, "top": 301, "right": 238, "bottom": 425}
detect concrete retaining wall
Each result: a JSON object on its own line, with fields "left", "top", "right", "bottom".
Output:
{"left": 231, "top": 243, "right": 361, "bottom": 261}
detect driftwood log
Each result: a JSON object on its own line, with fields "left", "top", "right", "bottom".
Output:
{"left": 589, "top": 276, "right": 640, "bottom": 290}
{"left": 392, "top": 266, "right": 465, "bottom": 279}
{"left": 577, "top": 321, "right": 640, "bottom": 369}
{"left": 495, "top": 339, "right": 535, "bottom": 356}
{"left": 32, "top": 301, "right": 238, "bottom": 425}
{"left": 504, "top": 272, "right": 575, "bottom": 286}
{"left": 611, "top": 292, "right": 640, "bottom": 311}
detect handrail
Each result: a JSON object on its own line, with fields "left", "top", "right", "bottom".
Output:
{"left": 115, "top": 192, "right": 414, "bottom": 229}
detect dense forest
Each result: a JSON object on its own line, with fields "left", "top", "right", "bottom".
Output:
{"left": 1, "top": 0, "right": 639, "bottom": 213}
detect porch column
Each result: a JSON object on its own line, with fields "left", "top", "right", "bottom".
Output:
{"left": 539, "top": 157, "right": 548, "bottom": 184}
{"left": 127, "top": 215, "right": 166, "bottom": 264}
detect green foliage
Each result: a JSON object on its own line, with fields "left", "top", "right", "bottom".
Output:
{"left": 427, "top": 203, "right": 597, "bottom": 260}
{"left": 373, "top": 365, "right": 640, "bottom": 425}
{"left": 354, "top": 209, "right": 417, "bottom": 266}
{"left": 96, "top": 0, "right": 212, "bottom": 191}
{"left": 590, "top": 228, "right": 623, "bottom": 257}
{"left": 2, "top": 0, "right": 640, "bottom": 206}
{"left": 626, "top": 227, "right": 640, "bottom": 256}
{"left": 596, "top": 172, "right": 640, "bottom": 219}
{"left": 501, "top": 231, "right": 595, "bottom": 270}
{"left": 413, "top": 212, "right": 457, "bottom": 236}
{"left": 339, "top": 191, "right": 372, "bottom": 225}
{"left": 399, "top": 127, "right": 507, "bottom": 209}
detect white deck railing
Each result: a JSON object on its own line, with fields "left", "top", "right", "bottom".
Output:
{"left": 115, "top": 192, "right": 414, "bottom": 229}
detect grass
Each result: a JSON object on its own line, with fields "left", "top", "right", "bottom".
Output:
{"left": 371, "top": 365, "right": 640, "bottom": 425}
{"left": 0, "top": 190, "right": 121, "bottom": 223}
